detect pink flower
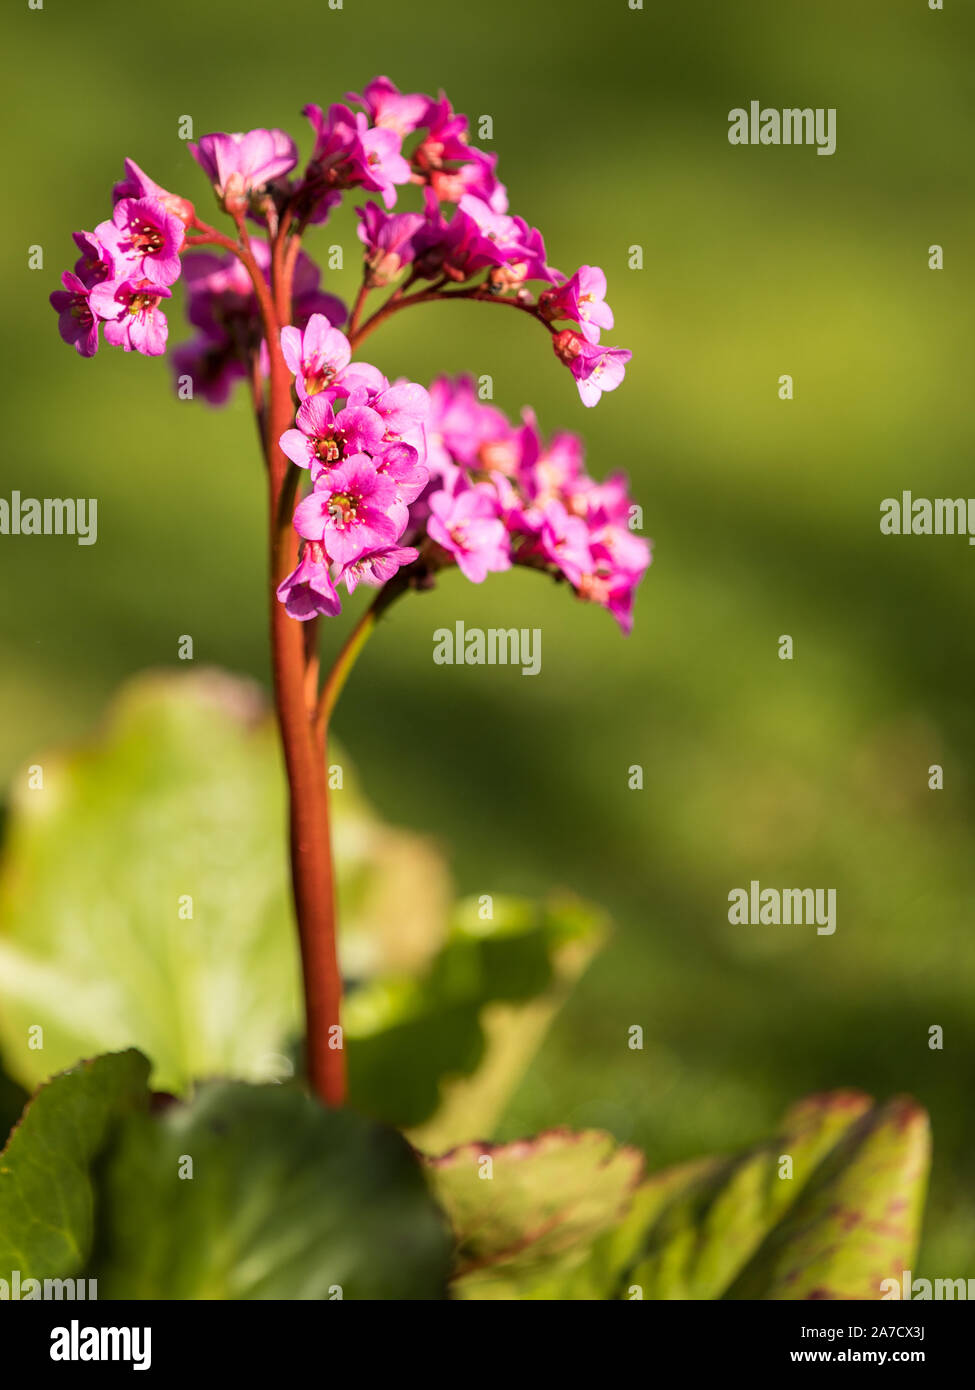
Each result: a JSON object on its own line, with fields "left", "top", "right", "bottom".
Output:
{"left": 353, "top": 380, "right": 430, "bottom": 451}
{"left": 276, "top": 541, "right": 342, "bottom": 621}
{"left": 293, "top": 454, "right": 401, "bottom": 566}
{"left": 71, "top": 232, "right": 113, "bottom": 289}
{"left": 412, "top": 94, "right": 471, "bottom": 168}
{"left": 576, "top": 515, "right": 651, "bottom": 635}
{"left": 538, "top": 498, "right": 594, "bottom": 587}
{"left": 336, "top": 543, "right": 419, "bottom": 594}
{"left": 96, "top": 197, "right": 184, "bottom": 288}
{"left": 303, "top": 103, "right": 411, "bottom": 212}
{"left": 190, "top": 129, "right": 298, "bottom": 212}
{"left": 373, "top": 442, "right": 429, "bottom": 512}
{"left": 280, "top": 316, "right": 383, "bottom": 401}
{"left": 346, "top": 77, "right": 432, "bottom": 137}
{"left": 89, "top": 277, "right": 172, "bottom": 355}
{"left": 112, "top": 159, "right": 195, "bottom": 227}
{"left": 577, "top": 568, "right": 642, "bottom": 635}
{"left": 410, "top": 196, "right": 486, "bottom": 282}
{"left": 171, "top": 337, "right": 247, "bottom": 405}
{"left": 430, "top": 151, "right": 507, "bottom": 211}
{"left": 182, "top": 253, "right": 258, "bottom": 350}
{"left": 355, "top": 203, "right": 425, "bottom": 286}
{"left": 50, "top": 272, "right": 100, "bottom": 357}
{"left": 413, "top": 193, "right": 554, "bottom": 287}
{"left": 457, "top": 197, "right": 527, "bottom": 257}
{"left": 427, "top": 483, "right": 511, "bottom": 582}
{"left": 354, "top": 124, "right": 412, "bottom": 209}
{"left": 574, "top": 471, "right": 633, "bottom": 527}
{"left": 522, "top": 432, "right": 584, "bottom": 503}
{"left": 539, "top": 265, "right": 614, "bottom": 343}
{"left": 424, "top": 374, "right": 511, "bottom": 475}
{"left": 588, "top": 521, "right": 651, "bottom": 579}
{"left": 279, "top": 394, "right": 386, "bottom": 478}
{"left": 552, "top": 330, "right": 631, "bottom": 407}
{"left": 408, "top": 95, "right": 508, "bottom": 212}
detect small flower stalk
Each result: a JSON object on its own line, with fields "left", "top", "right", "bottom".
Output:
{"left": 50, "top": 76, "right": 651, "bottom": 1108}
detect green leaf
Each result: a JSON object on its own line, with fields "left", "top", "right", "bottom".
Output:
{"left": 347, "top": 893, "right": 607, "bottom": 1132}
{"left": 436, "top": 1091, "right": 931, "bottom": 1300}
{"left": 0, "top": 1050, "right": 149, "bottom": 1280}
{"left": 618, "top": 1090, "right": 930, "bottom": 1300}
{"left": 90, "top": 1081, "right": 452, "bottom": 1300}
{"left": 0, "top": 671, "right": 604, "bottom": 1131}
{"left": 0, "top": 1065, "right": 27, "bottom": 1146}
{"left": 725, "top": 1095, "right": 931, "bottom": 1300}
{"left": 0, "top": 673, "right": 297, "bottom": 1094}
{"left": 0, "top": 671, "right": 451, "bottom": 1095}
{"left": 427, "top": 1128, "right": 644, "bottom": 1300}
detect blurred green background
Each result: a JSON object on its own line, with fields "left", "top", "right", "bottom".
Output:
{"left": 2, "top": 0, "right": 974, "bottom": 1275}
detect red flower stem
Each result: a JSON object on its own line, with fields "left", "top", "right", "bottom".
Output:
{"left": 347, "top": 278, "right": 371, "bottom": 339}
{"left": 189, "top": 213, "right": 346, "bottom": 1107}
{"left": 348, "top": 284, "right": 555, "bottom": 352}
{"left": 268, "top": 226, "right": 346, "bottom": 1109}
{"left": 280, "top": 215, "right": 310, "bottom": 304}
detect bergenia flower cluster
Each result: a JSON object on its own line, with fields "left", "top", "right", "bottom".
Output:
{"left": 50, "top": 76, "right": 648, "bottom": 632}
{"left": 277, "top": 364, "right": 649, "bottom": 631}
{"left": 50, "top": 161, "right": 194, "bottom": 358}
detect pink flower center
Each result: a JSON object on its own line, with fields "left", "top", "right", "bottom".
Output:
{"left": 131, "top": 222, "right": 164, "bottom": 256}
{"left": 327, "top": 492, "right": 358, "bottom": 526}
{"left": 305, "top": 363, "right": 337, "bottom": 395}
{"left": 314, "top": 434, "right": 341, "bottom": 464}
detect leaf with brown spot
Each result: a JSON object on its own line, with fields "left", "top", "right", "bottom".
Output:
{"left": 427, "top": 1128, "right": 644, "bottom": 1299}
{"left": 619, "top": 1091, "right": 930, "bottom": 1301}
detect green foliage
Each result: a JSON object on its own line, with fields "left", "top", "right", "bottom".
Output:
{"left": 348, "top": 893, "right": 606, "bottom": 1133}
{"left": 428, "top": 1129, "right": 643, "bottom": 1300}
{"left": 0, "top": 1050, "right": 149, "bottom": 1280}
{"left": 439, "top": 1091, "right": 930, "bottom": 1300}
{"left": 0, "top": 1066, "right": 27, "bottom": 1146}
{"left": 0, "top": 1054, "right": 450, "bottom": 1298}
{"left": 0, "top": 1051, "right": 930, "bottom": 1301}
{"left": 0, "top": 677, "right": 935, "bottom": 1298}
{"left": 91, "top": 1080, "right": 452, "bottom": 1300}
{"left": 0, "top": 673, "right": 298, "bottom": 1095}
{"left": 0, "top": 672, "right": 604, "bottom": 1142}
